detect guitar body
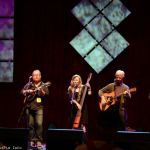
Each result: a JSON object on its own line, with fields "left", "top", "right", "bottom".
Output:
{"left": 99, "top": 87, "right": 136, "bottom": 111}
{"left": 72, "top": 110, "right": 81, "bottom": 128}
{"left": 24, "top": 91, "right": 36, "bottom": 105}
{"left": 99, "top": 92, "right": 115, "bottom": 111}
{"left": 18, "top": 81, "right": 51, "bottom": 123}
{"left": 24, "top": 81, "right": 51, "bottom": 105}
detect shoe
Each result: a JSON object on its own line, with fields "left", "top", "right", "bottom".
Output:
{"left": 125, "top": 126, "right": 136, "bottom": 131}
{"left": 29, "top": 141, "right": 35, "bottom": 147}
{"left": 81, "top": 124, "right": 86, "bottom": 133}
{"left": 37, "top": 141, "right": 43, "bottom": 149}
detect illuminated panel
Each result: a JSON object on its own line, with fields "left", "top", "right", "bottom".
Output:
{"left": 101, "top": 30, "right": 129, "bottom": 58}
{"left": 0, "top": 40, "right": 13, "bottom": 60}
{"left": 102, "top": 0, "right": 131, "bottom": 26}
{"left": 70, "top": 29, "right": 97, "bottom": 57}
{"left": 86, "top": 13, "right": 114, "bottom": 42}
{"left": 0, "top": 0, "right": 14, "bottom": 82}
{"left": 91, "top": 0, "right": 111, "bottom": 11}
{"left": 70, "top": 0, "right": 131, "bottom": 74}
{"left": 0, "top": 0, "right": 14, "bottom": 17}
{"left": 71, "top": 0, "right": 99, "bottom": 26}
{"left": 0, "top": 62, "right": 13, "bottom": 82}
{"left": 0, "top": 19, "right": 14, "bottom": 39}
{"left": 84, "top": 45, "right": 113, "bottom": 73}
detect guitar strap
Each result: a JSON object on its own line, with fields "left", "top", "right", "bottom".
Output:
{"left": 120, "top": 84, "right": 125, "bottom": 108}
{"left": 114, "top": 83, "right": 117, "bottom": 101}
{"left": 115, "top": 83, "right": 124, "bottom": 107}
{"left": 114, "top": 83, "right": 123, "bottom": 105}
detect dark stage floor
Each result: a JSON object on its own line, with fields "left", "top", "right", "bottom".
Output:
{"left": 1, "top": 128, "right": 150, "bottom": 150}
{"left": 27, "top": 129, "right": 150, "bottom": 150}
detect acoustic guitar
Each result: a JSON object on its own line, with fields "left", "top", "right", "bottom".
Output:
{"left": 24, "top": 81, "right": 51, "bottom": 104}
{"left": 99, "top": 87, "right": 137, "bottom": 111}
{"left": 18, "top": 81, "right": 51, "bottom": 123}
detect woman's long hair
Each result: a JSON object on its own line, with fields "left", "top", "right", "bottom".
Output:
{"left": 70, "top": 74, "right": 82, "bottom": 88}
{"left": 68, "top": 74, "right": 84, "bottom": 102}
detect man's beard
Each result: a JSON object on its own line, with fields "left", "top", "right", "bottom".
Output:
{"left": 114, "top": 79, "right": 122, "bottom": 85}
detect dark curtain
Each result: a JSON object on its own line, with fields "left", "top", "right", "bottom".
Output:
{"left": 0, "top": 0, "right": 150, "bottom": 136}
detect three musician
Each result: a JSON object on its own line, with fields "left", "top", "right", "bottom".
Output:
{"left": 21, "top": 69, "right": 135, "bottom": 148}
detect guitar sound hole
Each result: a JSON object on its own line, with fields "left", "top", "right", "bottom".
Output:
{"left": 107, "top": 96, "right": 113, "bottom": 103}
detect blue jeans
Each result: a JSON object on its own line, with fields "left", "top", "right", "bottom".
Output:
{"left": 26, "top": 108, "right": 43, "bottom": 142}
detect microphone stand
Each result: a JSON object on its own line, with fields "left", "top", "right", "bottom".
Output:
{"left": 71, "top": 86, "right": 77, "bottom": 104}
{"left": 24, "top": 77, "right": 32, "bottom": 95}
{"left": 18, "top": 76, "right": 32, "bottom": 127}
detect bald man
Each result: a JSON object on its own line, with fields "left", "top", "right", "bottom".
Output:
{"left": 22, "top": 70, "right": 49, "bottom": 148}
{"left": 98, "top": 70, "right": 131, "bottom": 131}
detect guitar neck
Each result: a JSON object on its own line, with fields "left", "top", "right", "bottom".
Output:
{"left": 79, "top": 86, "right": 88, "bottom": 109}
{"left": 103, "top": 87, "right": 136, "bottom": 98}
{"left": 34, "top": 82, "right": 51, "bottom": 91}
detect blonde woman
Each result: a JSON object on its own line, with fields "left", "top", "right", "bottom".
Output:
{"left": 68, "top": 74, "right": 91, "bottom": 132}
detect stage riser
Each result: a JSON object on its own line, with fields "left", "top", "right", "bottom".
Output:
{"left": 1, "top": 128, "right": 150, "bottom": 150}
{"left": 0, "top": 128, "right": 28, "bottom": 149}
{"left": 46, "top": 130, "right": 150, "bottom": 150}
{"left": 113, "top": 131, "right": 150, "bottom": 150}
{"left": 46, "top": 129, "right": 84, "bottom": 150}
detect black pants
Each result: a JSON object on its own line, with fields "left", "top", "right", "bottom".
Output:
{"left": 69, "top": 103, "right": 88, "bottom": 128}
{"left": 97, "top": 104, "right": 126, "bottom": 131}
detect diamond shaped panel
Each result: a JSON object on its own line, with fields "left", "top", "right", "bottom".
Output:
{"left": 70, "top": 29, "right": 97, "bottom": 57}
{"left": 102, "top": 0, "right": 131, "bottom": 26}
{"left": 84, "top": 45, "right": 113, "bottom": 73}
{"left": 100, "top": 30, "right": 129, "bottom": 58}
{"left": 71, "top": 0, "right": 99, "bottom": 26}
{"left": 86, "top": 13, "right": 114, "bottom": 42}
{"left": 91, "top": 0, "right": 111, "bottom": 11}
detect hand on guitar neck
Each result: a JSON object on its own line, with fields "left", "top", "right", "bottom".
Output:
{"left": 23, "top": 86, "right": 44, "bottom": 95}
{"left": 23, "top": 81, "right": 51, "bottom": 103}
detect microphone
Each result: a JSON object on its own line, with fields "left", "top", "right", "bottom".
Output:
{"left": 74, "top": 82, "right": 78, "bottom": 88}
{"left": 28, "top": 76, "right": 32, "bottom": 83}
{"left": 29, "top": 76, "right": 32, "bottom": 79}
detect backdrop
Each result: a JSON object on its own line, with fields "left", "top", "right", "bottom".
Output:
{"left": 0, "top": 0, "right": 150, "bottom": 135}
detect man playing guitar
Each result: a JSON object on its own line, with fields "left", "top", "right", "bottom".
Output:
{"left": 21, "top": 70, "right": 50, "bottom": 148}
{"left": 98, "top": 70, "right": 132, "bottom": 130}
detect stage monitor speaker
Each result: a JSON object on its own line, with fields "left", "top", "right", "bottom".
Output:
{"left": 113, "top": 131, "right": 150, "bottom": 150}
{"left": 46, "top": 128, "right": 85, "bottom": 150}
{"left": 0, "top": 127, "right": 29, "bottom": 149}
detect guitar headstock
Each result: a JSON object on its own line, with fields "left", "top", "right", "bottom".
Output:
{"left": 130, "top": 87, "right": 137, "bottom": 92}
{"left": 44, "top": 81, "right": 51, "bottom": 87}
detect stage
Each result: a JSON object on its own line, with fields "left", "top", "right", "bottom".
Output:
{"left": 1, "top": 128, "right": 150, "bottom": 150}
